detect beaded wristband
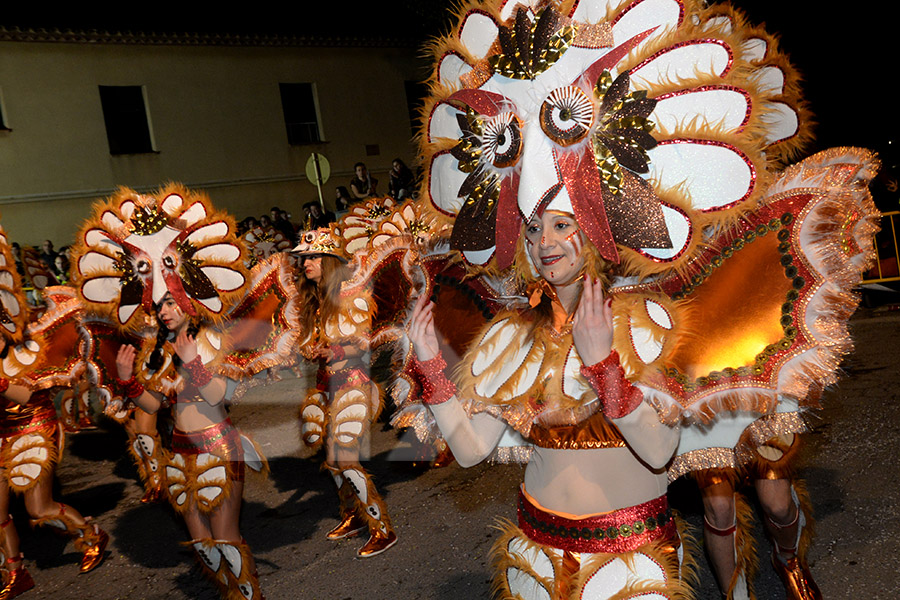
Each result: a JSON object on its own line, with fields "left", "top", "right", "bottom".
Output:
{"left": 183, "top": 356, "right": 214, "bottom": 388}
{"left": 0, "top": 378, "right": 8, "bottom": 395}
{"left": 330, "top": 344, "right": 346, "bottom": 362}
{"left": 114, "top": 375, "right": 145, "bottom": 399}
{"left": 409, "top": 352, "right": 457, "bottom": 406}
{"left": 580, "top": 350, "right": 643, "bottom": 419}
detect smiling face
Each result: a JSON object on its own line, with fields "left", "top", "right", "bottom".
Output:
{"left": 156, "top": 292, "right": 187, "bottom": 332}
{"left": 524, "top": 210, "right": 585, "bottom": 287}
{"left": 301, "top": 255, "right": 323, "bottom": 283}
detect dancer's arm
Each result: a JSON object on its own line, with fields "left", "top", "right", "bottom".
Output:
{"left": 574, "top": 278, "right": 679, "bottom": 469}
{"left": 172, "top": 330, "right": 226, "bottom": 405}
{"left": 408, "top": 295, "right": 506, "bottom": 467}
{"left": 116, "top": 344, "right": 164, "bottom": 414}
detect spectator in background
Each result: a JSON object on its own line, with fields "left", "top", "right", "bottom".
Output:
{"left": 40, "top": 239, "right": 57, "bottom": 268}
{"left": 54, "top": 254, "right": 70, "bottom": 284}
{"left": 302, "top": 201, "right": 335, "bottom": 229}
{"left": 259, "top": 215, "right": 272, "bottom": 229}
{"left": 335, "top": 186, "right": 353, "bottom": 213}
{"left": 349, "top": 162, "right": 378, "bottom": 200}
{"left": 388, "top": 158, "right": 415, "bottom": 200}
{"left": 11, "top": 242, "right": 24, "bottom": 276}
{"left": 270, "top": 206, "right": 296, "bottom": 240}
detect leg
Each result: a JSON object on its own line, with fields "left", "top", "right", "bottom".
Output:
{"left": 751, "top": 435, "right": 821, "bottom": 600}
{"left": 697, "top": 469, "right": 754, "bottom": 600}
{"left": 0, "top": 477, "right": 34, "bottom": 599}
{"left": 126, "top": 408, "right": 165, "bottom": 503}
{"left": 207, "top": 479, "right": 263, "bottom": 600}
{"left": 24, "top": 476, "right": 108, "bottom": 573}
{"left": 332, "top": 447, "right": 396, "bottom": 558}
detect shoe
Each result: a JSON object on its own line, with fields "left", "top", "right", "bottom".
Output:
{"left": 140, "top": 485, "right": 166, "bottom": 504}
{"left": 326, "top": 512, "right": 368, "bottom": 540}
{"left": 79, "top": 527, "right": 110, "bottom": 573}
{"left": 0, "top": 567, "right": 34, "bottom": 599}
{"left": 771, "top": 550, "right": 822, "bottom": 600}
{"left": 357, "top": 530, "right": 397, "bottom": 558}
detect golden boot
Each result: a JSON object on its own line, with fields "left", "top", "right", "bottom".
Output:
{"left": 30, "top": 506, "right": 109, "bottom": 573}
{"left": 325, "top": 472, "right": 367, "bottom": 540}
{"left": 341, "top": 467, "right": 397, "bottom": 558}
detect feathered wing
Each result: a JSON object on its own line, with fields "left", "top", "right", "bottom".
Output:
{"left": 217, "top": 252, "right": 302, "bottom": 380}
{"left": 629, "top": 148, "right": 880, "bottom": 478}
{"left": 0, "top": 222, "right": 28, "bottom": 347}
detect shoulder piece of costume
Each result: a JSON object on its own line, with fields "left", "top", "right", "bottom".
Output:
{"left": 71, "top": 184, "right": 249, "bottom": 333}
{"left": 218, "top": 252, "right": 302, "bottom": 380}
{"left": 79, "top": 314, "right": 145, "bottom": 422}
{"left": 5, "top": 286, "right": 85, "bottom": 391}
{"left": 135, "top": 324, "right": 226, "bottom": 397}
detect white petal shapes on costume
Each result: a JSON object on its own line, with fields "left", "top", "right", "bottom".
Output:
{"left": 185, "top": 222, "right": 230, "bottom": 247}
{"left": 630, "top": 40, "right": 732, "bottom": 89}
{"left": 652, "top": 87, "right": 750, "bottom": 134}
{"left": 82, "top": 277, "right": 123, "bottom": 304}
{"left": 751, "top": 65, "right": 785, "bottom": 96}
{"left": 581, "top": 551, "right": 668, "bottom": 596}
{"left": 648, "top": 140, "right": 754, "bottom": 211}
{"left": 179, "top": 200, "right": 208, "bottom": 226}
{"left": 504, "top": 536, "right": 554, "bottom": 600}
{"left": 438, "top": 52, "right": 472, "bottom": 87}
{"left": 631, "top": 320, "right": 664, "bottom": 365}
{"left": 161, "top": 193, "right": 183, "bottom": 214}
{"left": 463, "top": 248, "right": 497, "bottom": 265}
{"left": 740, "top": 37, "right": 767, "bottom": 62}
{"left": 193, "top": 243, "right": 241, "bottom": 263}
{"left": 475, "top": 338, "right": 534, "bottom": 398}
{"left": 562, "top": 344, "right": 590, "bottom": 399}
{"left": 429, "top": 151, "right": 469, "bottom": 215}
{"left": 471, "top": 317, "right": 516, "bottom": 378}
{"left": 571, "top": 0, "right": 621, "bottom": 24}
{"left": 100, "top": 210, "right": 125, "bottom": 231}
{"left": 0, "top": 290, "right": 19, "bottom": 318}
{"left": 428, "top": 102, "right": 465, "bottom": 143}
{"left": 459, "top": 9, "right": 499, "bottom": 59}
{"left": 645, "top": 298, "right": 673, "bottom": 329}
{"left": 199, "top": 266, "right": 246, "bottom": 292}
{"left": 611, "top": 0, "right": 683, "bottom": 49}
{"left": 78, "top": 251, "right": 118, "bottom": 276}
{"left": 761, "top": 102, "right": 799, "bottom": 146}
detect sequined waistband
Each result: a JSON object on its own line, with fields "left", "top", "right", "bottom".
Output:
{"left": 317, "top": 366, "right": 370, "bottom": 391}
{"left": 171, "top": 419, "right": 241, "bottom": 456}
{"left": 0, "top": 404, "right": 59, "bottom": 439}
{"left": 517, "top": 488, "right": 675, "bottom": 554}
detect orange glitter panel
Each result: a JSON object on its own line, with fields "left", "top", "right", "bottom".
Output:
{"left": 667, "top": 232, "right": 791, "bottom": 378}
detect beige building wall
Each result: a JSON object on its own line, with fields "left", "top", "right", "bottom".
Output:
{"left": 0, "top": 37, "right": 423, "bottom": 246}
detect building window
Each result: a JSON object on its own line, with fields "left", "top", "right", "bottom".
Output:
{"left": 98, "top": 85, "right": 155, "bottom": 155}
{"left": 279, "top": 83, "right": 322, "bottom": 145}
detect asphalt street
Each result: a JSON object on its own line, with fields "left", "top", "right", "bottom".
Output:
{"left": 10, "top": 305, "right": 900, "bottom": 599}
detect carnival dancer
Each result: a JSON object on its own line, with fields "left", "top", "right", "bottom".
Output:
{"left": 397, "top": 0, "right": 880, "bottom": 597}
{"left": 70, "top": 185, "right": 294, "bottom": 600}
{"left": 295, "top": 227, "right": 397, "bottom": 557}
{"left": 0, "top": 227, "right": 108, "bottom": 599}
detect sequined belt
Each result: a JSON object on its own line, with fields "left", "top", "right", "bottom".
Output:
{"left": 517, "top": 488, "right": 676, "bottom": 553}
{"left": 171, "top": 419, "right": 242, "bottom": 458}
{"left": 316, "top": 366, "right": 370, "bottom": 392}
{"left": 0, "top": 404, "right": 59, "bottom": 439}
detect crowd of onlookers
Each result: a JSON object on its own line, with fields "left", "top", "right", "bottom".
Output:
{"left": 17, "top": 159, "right": 420, "bottom": 288}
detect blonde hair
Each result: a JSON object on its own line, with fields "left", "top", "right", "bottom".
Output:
{"left": 297, "top": 255, "right": 352, "bottom": 334}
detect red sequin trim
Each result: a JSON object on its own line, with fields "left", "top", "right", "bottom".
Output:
{"left": 580, "top": 351, "right": 643, "bottom": 419}
{"left": 518, "top": 488, "right": 676, "bottom": 553}
{"left": 329, "top": 344, "right": 346, "bottom": 362}
{"left": 115, "top": 375, "right": 145, "bottom": 399}
{"left": 182, "top": 356, "right": 213, "bottom": 388}
{"left": 409, "top": 352, "right": 457, "bottom": 406}
{"left": 0, "top": 378, "right": 8, "bottom": 394}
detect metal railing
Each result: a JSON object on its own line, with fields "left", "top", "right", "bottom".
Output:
{"left": 863, "top": 211, "right": 900, "bottom": 284}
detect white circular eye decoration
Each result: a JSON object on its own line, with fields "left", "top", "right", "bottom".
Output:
{"left": 539, "top": 86, "right": 594, "bottom": 146}
{"left": 162, "top": 255, "right": 177, "bottom": 269}
{"left": 482, "top": 112, "right": 523, "bottom": 168}
{"left": 135, "top": 259, "right": 151, "bottom": 275}
{"left": 304, "top": 232, "right": 315, "bottom": 243}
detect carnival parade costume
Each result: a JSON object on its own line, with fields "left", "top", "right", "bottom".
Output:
{"left": 71, "top": 184, "right": 302, "bottom": 600}
{"left": 391, "top": 0, "right": 880, "bottom": 598}
{"left": 0, "top": 225, "right": 109, "bottom": 599}
{"left": 295, "top": 227, "right": 399, "bottom": 557}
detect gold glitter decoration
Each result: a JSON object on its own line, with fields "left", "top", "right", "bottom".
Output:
{"left": 591, "top": 70, "right": 657, "bottom": 197}
{"left": 368, "top": 204, "right": 391, "bottom": 220}
{"left": 573, "top": 21, "right": 613, "bottom": 48}
{"left": 487, "top": 6, "right": 576, "bottom": 81}
{"left": 128, "top": 205, "right": 168, "bottom": 236}
{"left": 459, "top": 60, "right": 493, "bottom": 89}
{"left": 112, "top": 252, "right": 137, "bottom": 285}
{"left": 407, "top": 219, "right": 430, "bottom": 237}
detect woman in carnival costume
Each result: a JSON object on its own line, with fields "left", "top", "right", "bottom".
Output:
{"left": 295, "top": 227, "right": 398, "bottom": 557}
{"left": 0, "top": 224, "right": 108, "bottom": 599}
{"left": 72, "top": 184, "right": 301, "bottom": 600}
{"left": 399, "top": 0, "right": 879, "bottom": 598}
